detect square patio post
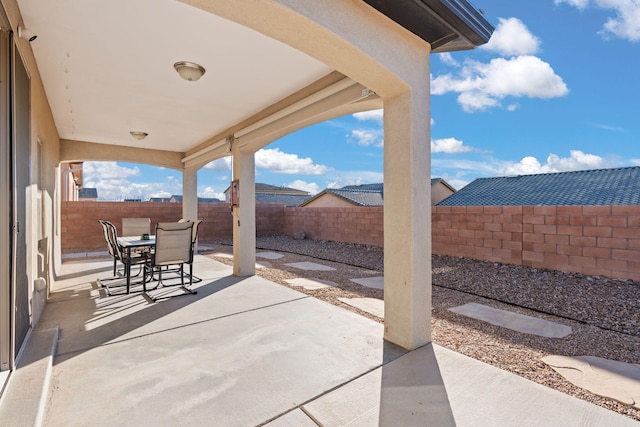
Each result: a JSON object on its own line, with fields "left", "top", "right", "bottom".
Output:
{"left": 383, "top": 85, "right": 431, "bottom": 350}
{"left": 232, "top": 147, "right": 256, "bottom": 276}
{"left": 182, "top": 167, "right": 198, "bottom": 221}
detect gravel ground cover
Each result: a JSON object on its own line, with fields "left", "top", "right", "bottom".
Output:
{"left": 203, "top": 235, "right": 640, "bottom": 421}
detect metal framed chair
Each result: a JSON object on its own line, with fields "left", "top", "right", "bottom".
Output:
{"left": 98, "top": 219, "right": 120, "bottom": 278}
{"left": 121, "top": 217, "right": 151, "bottom": 237}
{"left": 178, "top": 219, "right": 204, "bottom": 283}
{"left": 143, "top": 222, "right": 197, "bottom": 301}
{"left": 97, "top": 219, "right": 149, "bottom": 294}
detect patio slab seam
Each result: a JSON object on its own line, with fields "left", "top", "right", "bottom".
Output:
{"left": 259, "top": 343, "right": 407, "bottom": 426}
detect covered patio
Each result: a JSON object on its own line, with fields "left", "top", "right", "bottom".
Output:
{"left": 0, "top": 0, "right": 518, "bottom": 423}
{"left": 2, "top": 255, "right": 636, "bottom": 426}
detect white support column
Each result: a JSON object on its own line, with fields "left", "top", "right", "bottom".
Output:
{"left": 182, "top": 168, "right": 198, "bottom": 221}
{"left": 383, "top": 85, "right": 432, "bottom": 350}
{"left": 232, "top": 146, "right": 256, "bottom": 276}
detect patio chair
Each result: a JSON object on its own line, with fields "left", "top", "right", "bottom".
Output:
{"left": 98, "top": 219, "right": 120, "bottom": 278}
{"left": 122, "top": 217, "right": 151, "bottom": 237}
{"left": 174, "top": 219, "right": 204, "bottom": 283}
{"left": 97, "top": 220, "right": 149, "bottom": 294}
{"left": 143, "top": 221, "right": 197, "bottom": 301}
{"left": 122, "top": 217, "right": 151, "bottom": 258}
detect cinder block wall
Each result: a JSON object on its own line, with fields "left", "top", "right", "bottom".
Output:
{"left": 62, "top": 202, "right": 640, "bottom": 281}
{"left": 432, "top": 205, "right": 640, "bottom": 281}
{"left": 283, "top": 207, "right": 383, "bottom": 247}
{"left": 62, "top": 201, "right": 276, "bottom": 251}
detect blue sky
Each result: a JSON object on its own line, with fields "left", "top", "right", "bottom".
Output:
{"left": 85, "top": 0, "right": 640, "bottom": 201}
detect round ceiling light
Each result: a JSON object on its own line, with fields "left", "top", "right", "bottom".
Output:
{"left": 173, "top": 61, "right": 206, "bottom": 81}
{"left": 130, "top": 131, "right": 148, "bottom": 140}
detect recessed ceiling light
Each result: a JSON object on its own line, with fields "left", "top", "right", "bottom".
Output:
{"left": 173, "top": 61, "right": 206, "bottom": 81}
{"left": 130, "top": 131, "right": 148, "bottom": 140}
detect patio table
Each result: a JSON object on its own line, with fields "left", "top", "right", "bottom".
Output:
{"left": 116, "top": 235, "right": 155, "bottom": 294}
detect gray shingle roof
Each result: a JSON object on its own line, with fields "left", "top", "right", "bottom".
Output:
{"left": 437, "top": 167, "right": 640, "bottom": 206}
{"left": 255, "top": 194, "right": 312, "bottom": 207}
{"left": 78, "top": 188, "right": 98, "bottom": 198}
{"left": 326, "top": 189, "right": 384, "bottom": 206}
{"left": 341, "top": 183, "right": 384, "bottom": 192}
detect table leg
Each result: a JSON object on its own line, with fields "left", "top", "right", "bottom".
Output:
{"left": 126, "top": 247, "right": 132, "bottom": 294}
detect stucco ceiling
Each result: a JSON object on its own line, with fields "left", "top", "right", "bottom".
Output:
{"left": 17, "top": 0, "right": 334, "bottom": 154}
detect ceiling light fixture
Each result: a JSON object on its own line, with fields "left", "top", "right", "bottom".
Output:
{"left": 130, "top": 131, "right": 148, "bottom": 140}
{"left": 173, "top": 61, "right": 206, "bottom": 81}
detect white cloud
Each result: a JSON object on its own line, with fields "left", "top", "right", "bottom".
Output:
{"left": 353, "top": 109, "right": 383, "bottom": 124}
{"left": 149, "top": 190, "right": 171, "bottom": 199}
{"left": 348, "top": 128, "right": 384, "bottom": 147}
{"left": 481, "top": 17, "right": 541, "bottom": 56}
{"left": 198, "top": 186, "right": 225, "bottom": 200}
{"left": 438, "top": 52, "right": 460, "bottom": 67}
{"left": 255, "top": 148, "right": 330, "bottom": 175}
{"left": 556, "top": 0, "right": 640, "bottom": 41}
{"left": 431, "top": 137, "right": 475, "bottom": 153}
{"left": 287, "top": 179, "right": 320, "bottom": 195}
{"left": 556, "top": 0, "right": 590, "bottom": 7}
{"left": 326, "top": 171, "right": 384, "bottom": 189}
{"left": 203, "top": 157, "right": 231, "bottom": 171}
{"left": 503, "top": 150, "right": 609, "bottom": 175}
{"left": 432, "top": 55, "right": 569, "bottom": 112}
{"left": 432, "top": 150, "right": 618, "bottom": 185}
{"left": 83, "top": 161, "right": 140, "bottom": 180}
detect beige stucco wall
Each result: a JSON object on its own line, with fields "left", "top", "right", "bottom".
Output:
{"left": 431, "top": 182, "right": 455, "bottom": 205}
{"left": 2, "top": 0, "right": 62, "bottom": 329}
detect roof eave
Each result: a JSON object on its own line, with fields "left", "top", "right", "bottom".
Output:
{"left": 363, "top": 0, "right": 494, "bottom": 52}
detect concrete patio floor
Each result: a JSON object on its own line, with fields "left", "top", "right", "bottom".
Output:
{"left": 0, "top": 256, "right": 638, "bottom": 426}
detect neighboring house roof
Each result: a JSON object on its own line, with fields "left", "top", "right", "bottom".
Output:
{"left": 78, "top": 187, "right": 97, "bottom": 199}
{"left": 149, "top": 197, "right": 171, "bottom": 202}
{"left": 301, "top": 188, "right": 384, "bottom": 207}
{"left": 255, "top": 183, "right": 308, "bottom": 195}
{"left": 223, "top": 182, "right": 310, "bottom": 196}
{"left": 330, "top": 189, "right": 384, "bottom": 206}
{"left": 431, "top": 177, "right": 457, "bottom": 193}
{"left": 342, "top": 179, "right": 454, "bottom": 193}
{"left": 302, "top": 178, "right": 456, "bottom": 207}
{"left": 437, "top": 166, "right": 640, "bottom": 206}
{"left": 255, "top": 194, "right": 312, "bottom": 207}
{"left": 341, "top": 183, "right": 384, "bottom": 192}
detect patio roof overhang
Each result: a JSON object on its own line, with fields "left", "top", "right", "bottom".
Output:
{"left": 17, "top": 0, "right": 492, "bottom": 170}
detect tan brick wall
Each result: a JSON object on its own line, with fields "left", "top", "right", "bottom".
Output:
{"left": 62, "top": 201, "right": 282, "bottom": 251}
{"left": 62, "top": 202, "right": 640, "bottom": 281}
{"left": 432, "top": 205, "right": 640, "bottom": 281}
{"left": 283, "top": 207, "right": 383, "bottom": 247}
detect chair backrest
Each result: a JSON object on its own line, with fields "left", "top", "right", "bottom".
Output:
{"left": 177, "top": 219, "right": 203, "bottom": 243}
{"left": 98, "top": 220, "right": 116, "bottom": 257}
{"left": 122, "top": 217, "right": 151, "bottom": 237}
{"left": 100, "top": 220, "right": 126, "bottom": 261}
{"left": 191, "top": 219, "right": 203, "bottom": 244}
{"left": 153, "top": 222, "right": 194, "bottom": 266}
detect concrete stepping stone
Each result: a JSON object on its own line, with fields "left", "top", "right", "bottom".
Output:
{"left": 285, "top": 262, "right": 335, "bottom": 271}
{"left": 350, "top": 276, "right": 384, "bottom": 290}
{"left": 256, "top": 251, "right": 284, "bottom": 260}
{"left": 338, "top": 297, "right": 384, "bottom": 319}
{"left": 449, "top": 302, "right": 572, "bottom": 338}
{"left": 256, "top": 261, "right": 272, "bottom": 269}
{"left": 285, "top": 278, "right": 337, "bottom": 290}
{"left": 542, "top": 355, "right": 640, "bottom": 409}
